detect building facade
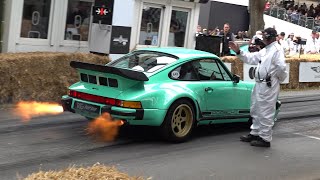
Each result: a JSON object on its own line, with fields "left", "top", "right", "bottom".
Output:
{"left": 1, "top": 0, "right": 208, "bottom": 59}
{"left": 199, "top": 0, "right": 249, "bottom": 34}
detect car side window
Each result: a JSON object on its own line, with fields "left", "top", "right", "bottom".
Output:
{"left": 217, "top": 61, "right": 232, "bottom": 81}
{"left": 170, "top": 62, "right": 199, "bottom": 81}
{"left": 195, "top": 59, "right": 226, "bottom": 81}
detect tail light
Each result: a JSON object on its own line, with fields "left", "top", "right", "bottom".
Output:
{"left": 122, "top": 101, "right": 142, "bottom": 109}
{"left": 69, "top": 90, "right": 142, "bottom": 109}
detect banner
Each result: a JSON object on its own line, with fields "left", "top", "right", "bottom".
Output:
{"left": 299, "top": 62, "right": 320, "bottom": 82}
{"left": 243, "top": 63, "right": 290, "bottom": 84}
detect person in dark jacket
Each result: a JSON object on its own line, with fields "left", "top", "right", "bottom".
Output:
{"left": 218, "top": 23, "right": 235, "bottom": 56}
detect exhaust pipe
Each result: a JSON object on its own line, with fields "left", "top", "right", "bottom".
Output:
{"left": 61, "top": 97, "right": 75, "bottom": 113}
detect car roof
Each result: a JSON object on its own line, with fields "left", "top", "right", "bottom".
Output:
{"left": 137, "top": 47, "right": 219, "bottom": 60}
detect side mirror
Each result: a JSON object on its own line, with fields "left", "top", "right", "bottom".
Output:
{"left": 233, "top": 74, "right": 240, "bottom": 83}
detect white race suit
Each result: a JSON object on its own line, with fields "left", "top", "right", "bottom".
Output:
{"left": 237, "top": 41, "right": 288, "bottom": 142}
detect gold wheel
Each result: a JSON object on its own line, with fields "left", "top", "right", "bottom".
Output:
{"left": 171, "top": 104, "right": 194, "bottom": 138}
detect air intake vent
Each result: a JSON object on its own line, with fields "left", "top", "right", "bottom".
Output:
{"left": 99, "top": 77, "right": 108, "bottom": 86}
{"left": 88, "top": 75, "right": 97, "bottom": 84}
{"left": 80, "top": 73, "right": 88, "bottom": 82}
{"left": 80, "top": 73, "right": 117, "bottom": 88}
{"left": 108, "top": 78, "right": 118, "bottom": 87}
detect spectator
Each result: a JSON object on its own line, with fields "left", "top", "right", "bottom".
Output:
{"left": 196, "top": 25, "right": 203, "bottom": 37}
{"left": 218, "top": 23, "right": 235, "bottom": 56}
{"left": 244, "top": 31, "right": 249, "bottom": 38}
{"left": 248, "top": 30, "right": 264, "bottom": 52}
{"left": 290, "top": 9, "right": 300, "bottom": 24}
{"left": 235, "top": 31, "right": 244, "bottom": 40}
{"left": 278, "top": 32, "right": 289, "bottom": 53}
{"left": 286, "top": 33, "right": 297, "bottom": 55}
{"left": 209, "top": 27, "right": 219, "bottom": 36}
{"left": 304, "top": 30, "right": 319, "bottom": 54}
{"left": 202, "top": 28, "right": 208, "bottom": 35}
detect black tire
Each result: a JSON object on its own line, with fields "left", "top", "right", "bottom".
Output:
{"left": 161, "top": 99, "right": 196, "bottom": 143}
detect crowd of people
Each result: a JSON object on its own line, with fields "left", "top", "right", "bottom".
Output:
{"left": 196, "top": 25, "right": 249, "bottom": 40}
{"left": 265, "top": 1, "right": 320, "bottom": 29}
{"left": 196, "top": 22, "right": 320, "bottom": 57}
{"left": 274, "top": 30, "right": 320, "bottom": 55}
{"left": 281, "top": 1, "right": 320, "bottom": 20}
{"left": 196, "top": 24, "right": 250, "bottom": 56}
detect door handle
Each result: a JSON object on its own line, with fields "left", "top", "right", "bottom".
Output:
{"left": 205, "top": 87, "right": 213, "bottom": 92}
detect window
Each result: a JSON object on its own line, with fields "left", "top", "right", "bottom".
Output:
{"left": 65, "top": 0, "right": 92, "bottom": 41}
{"left": 139, "top": 5, "right": 163, "bottom": 46}
{"left": 217, "top": 62, "right": 232, "bottom": 81}
{"left": 196, "top": 59, "right": 231, "bottom": 81}
{"left": 20, "top": 0, "right": 52, "bottom": 39}
{"left": 107, "top": 51, "right": 178, "bottom": 73}
{"left": 132, "top": 1, "right": 195, "bottom": 49}
{"left": 168, "top": 9, "right": 189, "bottom": 47}
{"left": 170, "top": 62, "right": 198, "bottom": 80}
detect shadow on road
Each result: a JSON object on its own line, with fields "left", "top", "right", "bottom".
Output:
{"left": 116, "top": 122, "right": 250, "bottom": 143}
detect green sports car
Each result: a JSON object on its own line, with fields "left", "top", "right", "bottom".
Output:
{"left": 61, "top": 48, "right": 280, "bottom": 142}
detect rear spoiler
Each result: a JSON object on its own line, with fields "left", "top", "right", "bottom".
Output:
{"left": 70, "top": 61, "right": 149, "bottom": 81}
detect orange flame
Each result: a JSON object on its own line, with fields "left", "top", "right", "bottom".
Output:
{"left": 87, "top": 113, "right": 124, "bottom": 142}
{"left": 14, "top": 101, "right": 64, "bottom": 122}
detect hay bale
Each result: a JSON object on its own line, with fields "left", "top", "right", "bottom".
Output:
{"left": 22, "top": 163, "right": 148, "bottom": 180}
{"left": 283, "top": 55, "right": 320, "bottom": 89}
{"left": 1, "top": 52, "right": 319, "bottom": 105}
{"left": 0, "top": 52, "right": 110, "bottom": 104}
{"left": 221, "top": 56, "right": 244, "bottom": 77}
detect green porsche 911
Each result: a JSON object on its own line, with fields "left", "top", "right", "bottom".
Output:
{"left": 61, "top": 48, "right": 281, "bottom": 142}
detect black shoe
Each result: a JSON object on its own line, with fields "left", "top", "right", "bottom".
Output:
{"left": 240, "top": 134, "right": 259, "bottom": 142}
{"left": 250, "top": 138, "right": 271, "bottom": 147}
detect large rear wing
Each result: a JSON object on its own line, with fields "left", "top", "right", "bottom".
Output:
{"left": 70, "top": 61, "right": 149, "bottom": 81}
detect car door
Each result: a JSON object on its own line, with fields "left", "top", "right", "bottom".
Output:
{"left": 194, "top": 58, "right": 250, "bottom": 120}
{"left": 169, "top": 61, "right": 206, "bottom": 114}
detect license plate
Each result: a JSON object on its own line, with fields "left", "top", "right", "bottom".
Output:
{"left": 74, "top": 101, "right": 100, "bottom": 114}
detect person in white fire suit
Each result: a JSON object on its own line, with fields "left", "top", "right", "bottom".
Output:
{"left": 229, "top": 27, "right": 288, "bottom": 147}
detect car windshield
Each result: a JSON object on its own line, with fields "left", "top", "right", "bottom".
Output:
{"left": 107, "top": 51, "right": 178, "bottom": 73}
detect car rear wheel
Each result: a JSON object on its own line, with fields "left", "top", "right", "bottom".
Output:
{"left": 161, "top": 99, "right": 195, "bottom": 143}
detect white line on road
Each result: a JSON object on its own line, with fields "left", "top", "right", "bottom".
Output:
{"left": 294, "top": 133, "right": 320, "bottom": 141}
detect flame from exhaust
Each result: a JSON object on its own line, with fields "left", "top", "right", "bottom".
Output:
{"left": 14, "top": 101, "right": 64, "bottom": 122}
{"left": 87, "top": 113, "right": 124, "bottom": 142}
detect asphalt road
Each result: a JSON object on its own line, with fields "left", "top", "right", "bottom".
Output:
{"left": 1, "top": 95, "right": 320, "bottom": 180}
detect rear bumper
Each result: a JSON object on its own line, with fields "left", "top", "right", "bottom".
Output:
{"left": 61, "top": 97, "right": 75, "bottom": 113}
{"left": 101, "top": 105, "right": 144, "bottom": 120}
{"left": 61, "top": 96, "right": 143, "bottom": 120}
{"left": 61, "top": 96, "right": 166, "bottom": 126}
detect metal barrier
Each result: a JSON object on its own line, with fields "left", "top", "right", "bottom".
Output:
{"left": 306, "top": 17, "right": 315, "bottom": 30}
{"left": 270, "top": 8, "right": 278, "bottom": 18}
{"left": 277, "top": 8, "right": 287, "bottom": 20}
{"left": 299, "top": 15, "right": 306, "bottom": 27}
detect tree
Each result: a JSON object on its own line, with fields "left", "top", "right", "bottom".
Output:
{"left": 249, "top": 0, "right": 267, "bottom": 37}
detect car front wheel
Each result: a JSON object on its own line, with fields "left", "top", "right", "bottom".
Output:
{"left": 161, "top": 99, "right": 195, "bottom": 143}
